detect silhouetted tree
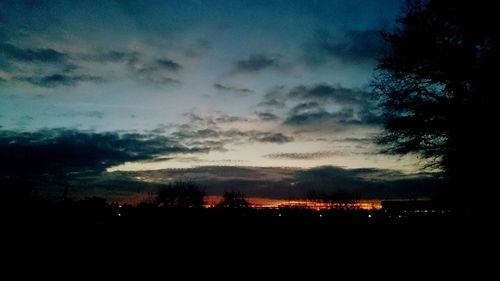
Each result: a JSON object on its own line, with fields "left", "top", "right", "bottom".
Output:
{"left": 306, "top": 191, "right": 360, "bottom": 210}
{"left": 216, "top": 191, "right": 250, "bottom": 209}
{"left": 156, "top": 181, "right": 205, "bottom": 208}
{"left": 373, "top": 0, "right": 498, "bottom": 209}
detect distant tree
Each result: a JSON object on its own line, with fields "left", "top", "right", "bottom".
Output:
{"left": 306, "top": 191, "right": 360, "bottom": 210}
{"left": 156, "top": 181, "right": 205, "bottom": 208}
{"left": 372, "top": 0, "right": 498, "bottom": 208}
{"left": 216, "top": 191, "right": 250, "bottom": 209}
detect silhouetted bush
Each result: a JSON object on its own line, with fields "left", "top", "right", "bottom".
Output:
{"left": 216, "top": 191, "right": 250, "bottom": 209}
{"left": 156, "top": 181, "right": 205, "bottom": 208}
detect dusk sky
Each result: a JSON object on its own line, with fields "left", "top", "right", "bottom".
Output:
{"left": 1, "top": 0, "right": 434, "bottom": 201}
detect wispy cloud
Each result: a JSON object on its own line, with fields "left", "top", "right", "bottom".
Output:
{"left": 302, "top": 29, "right": 384, "bottom": 66}
{"left": 232, "top": 54, "right": 283, "bottom": 74}
{"left": 257, "top": 86, "right": 287, "bottom": 108}
{"left": 264, "top": 151, "right": 341, "bottom": 160}
{"left": 58, "top": 111, "right": 105, "bottom": 119}
{"left": 0, "top": 43, "right": 67, "bottom": 63}
{"left": 15, "top": 74, "right": 104, "bottom": 88}
{"left": 256, "top": 112, "right": 280, "bottom": 121}
{"left": 127, "top": 57, "right": 182, "bottom": 85}
{"left": 214, "top": 83, "right": 254, "bottom": 95}
{"left": 169, "top": 112, "right": 294, "bottom": 150}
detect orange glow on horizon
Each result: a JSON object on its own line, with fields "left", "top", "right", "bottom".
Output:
{"left": 204, "top": 195, "right": 381, "bottom": 210}
{"left": 113, "top": 194, "right": 381, "bottom": 210}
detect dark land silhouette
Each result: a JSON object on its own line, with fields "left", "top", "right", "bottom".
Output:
{"left": 4, "top": 179, "right": 473, "bottom": 229}
{"left": 3, "top": 178, "right": 487, "bottom": 265}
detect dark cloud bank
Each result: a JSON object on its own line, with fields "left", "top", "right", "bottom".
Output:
{"left": 0, "top": 129, "right": 204, "bottom": 178}
{"left": 109, "top": 166, "right": 439, "bottom": 201}
{"left": 1, "top": 128, "right": 438, "bottom": 201}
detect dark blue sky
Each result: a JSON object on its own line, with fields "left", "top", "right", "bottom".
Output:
{"left": 1, "top": 0, "right": 433, "bottom": 200}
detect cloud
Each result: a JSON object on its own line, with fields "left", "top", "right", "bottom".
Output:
{"left": 254, "top": 132, "right": 293, "bottom": 143}
{"left": 184, "top": 140, "right": 228, "bottom": 152}
{"left": 15, "top": 74, "right": 104, "bottom": 87}
{"left": 108, "top": 165, "right": 438, "bottom": 199}
{"left": 0, "top": 43, "right": 67, "bottom": 63}
{"left": 293, "top": 166, "right": 438, "bottom": 198}
{"left": 128, "top": 57, "right": 182, "bottom": 85}
{"left": 0, "top": 42, "right": 111, "bottom": 88}
{"left": 214, "top": 83, "right": 254, "bottom": 95}
{"left": 254, "top": 83, "right": 382, "bottom": 130}
{"left": 288, "top": 83, "right": 370, "bottom": 106}
{"left": 80, "top": 50, "right": 138, "bottom": 63}
{"left": 221, "top": 129, "right": 294, "bottom": 144}
{"left": 302, "top": 29, "right": 384, "bottom": 66}
{"left": 0, "top": 128, "right": 207, "bottom": 178}
{"left": 288, "top": 102, "right": 323, "bottom": 115}
{"left": 281, "top": 84, "right": 382, "bottom": 127}
{"left": 171, "top": 115, "right": 294, "bottom": 150}
{"left": 257, "top": 86, "right": 286, "bottom": 108}
{"left": 340, "top": 137, "right": 374, "bottom": 145}
{"left": 58, "top": 111, "right": 105, "bottom": 119}
{"left": 172, "top": 128, "right": 220, "bottom": 139}
{"left": 284, "top": 107, "right": 382, "bottom": 128}
{"left": 264, "top": 151, "right": 341, "bottom": 160}
{"left": 256, "top": 112, "right": 280, "bottom": 121}
{"left": 214, "top": 114, "right": 248, "bottom": 123}
{"left": 284, "top": 109, "right": 347, "bottom": 126}
{"left": 0, "top": 41, "right": 182, "bottom": 87}
{"left": 232, "top": 54, "right": 282, "bottom": 74}
{"left": 153, "top": 59, "right": 182, "bottom": 71}
{"left": 182, "top": 39, "right": 212, "bottom": 58}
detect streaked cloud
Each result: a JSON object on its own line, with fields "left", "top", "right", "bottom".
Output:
{"left": 256, "top": 112, "right": 280, "bottom": 121}
{"left": 264, "top": 151, "right": 341, "bottom": 160}
{"left": 214, "top": 83, "right": 254, "bottom": 95}
{"left": 15, "top": 73, "right": 104, "bottom": 88}
{"left": 0, "top": 43, "right": 67, "bottom": 63}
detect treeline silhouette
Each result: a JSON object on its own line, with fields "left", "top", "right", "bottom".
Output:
{"left": 306, "top": 191, "right": 361, "bottom": 210}
{"left": 3, "top": 179, "right": 466, "bottom": 230}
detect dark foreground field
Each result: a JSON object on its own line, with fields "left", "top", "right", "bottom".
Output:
{"left": 4, "top": 201, "right": 493, "bottom": 275}
{"left": 6, "top": 200, "right": 485, "bottom": 244}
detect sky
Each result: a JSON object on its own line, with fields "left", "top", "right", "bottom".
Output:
{"left": 0, "top": 0, "right": 435, "bottom": 201}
